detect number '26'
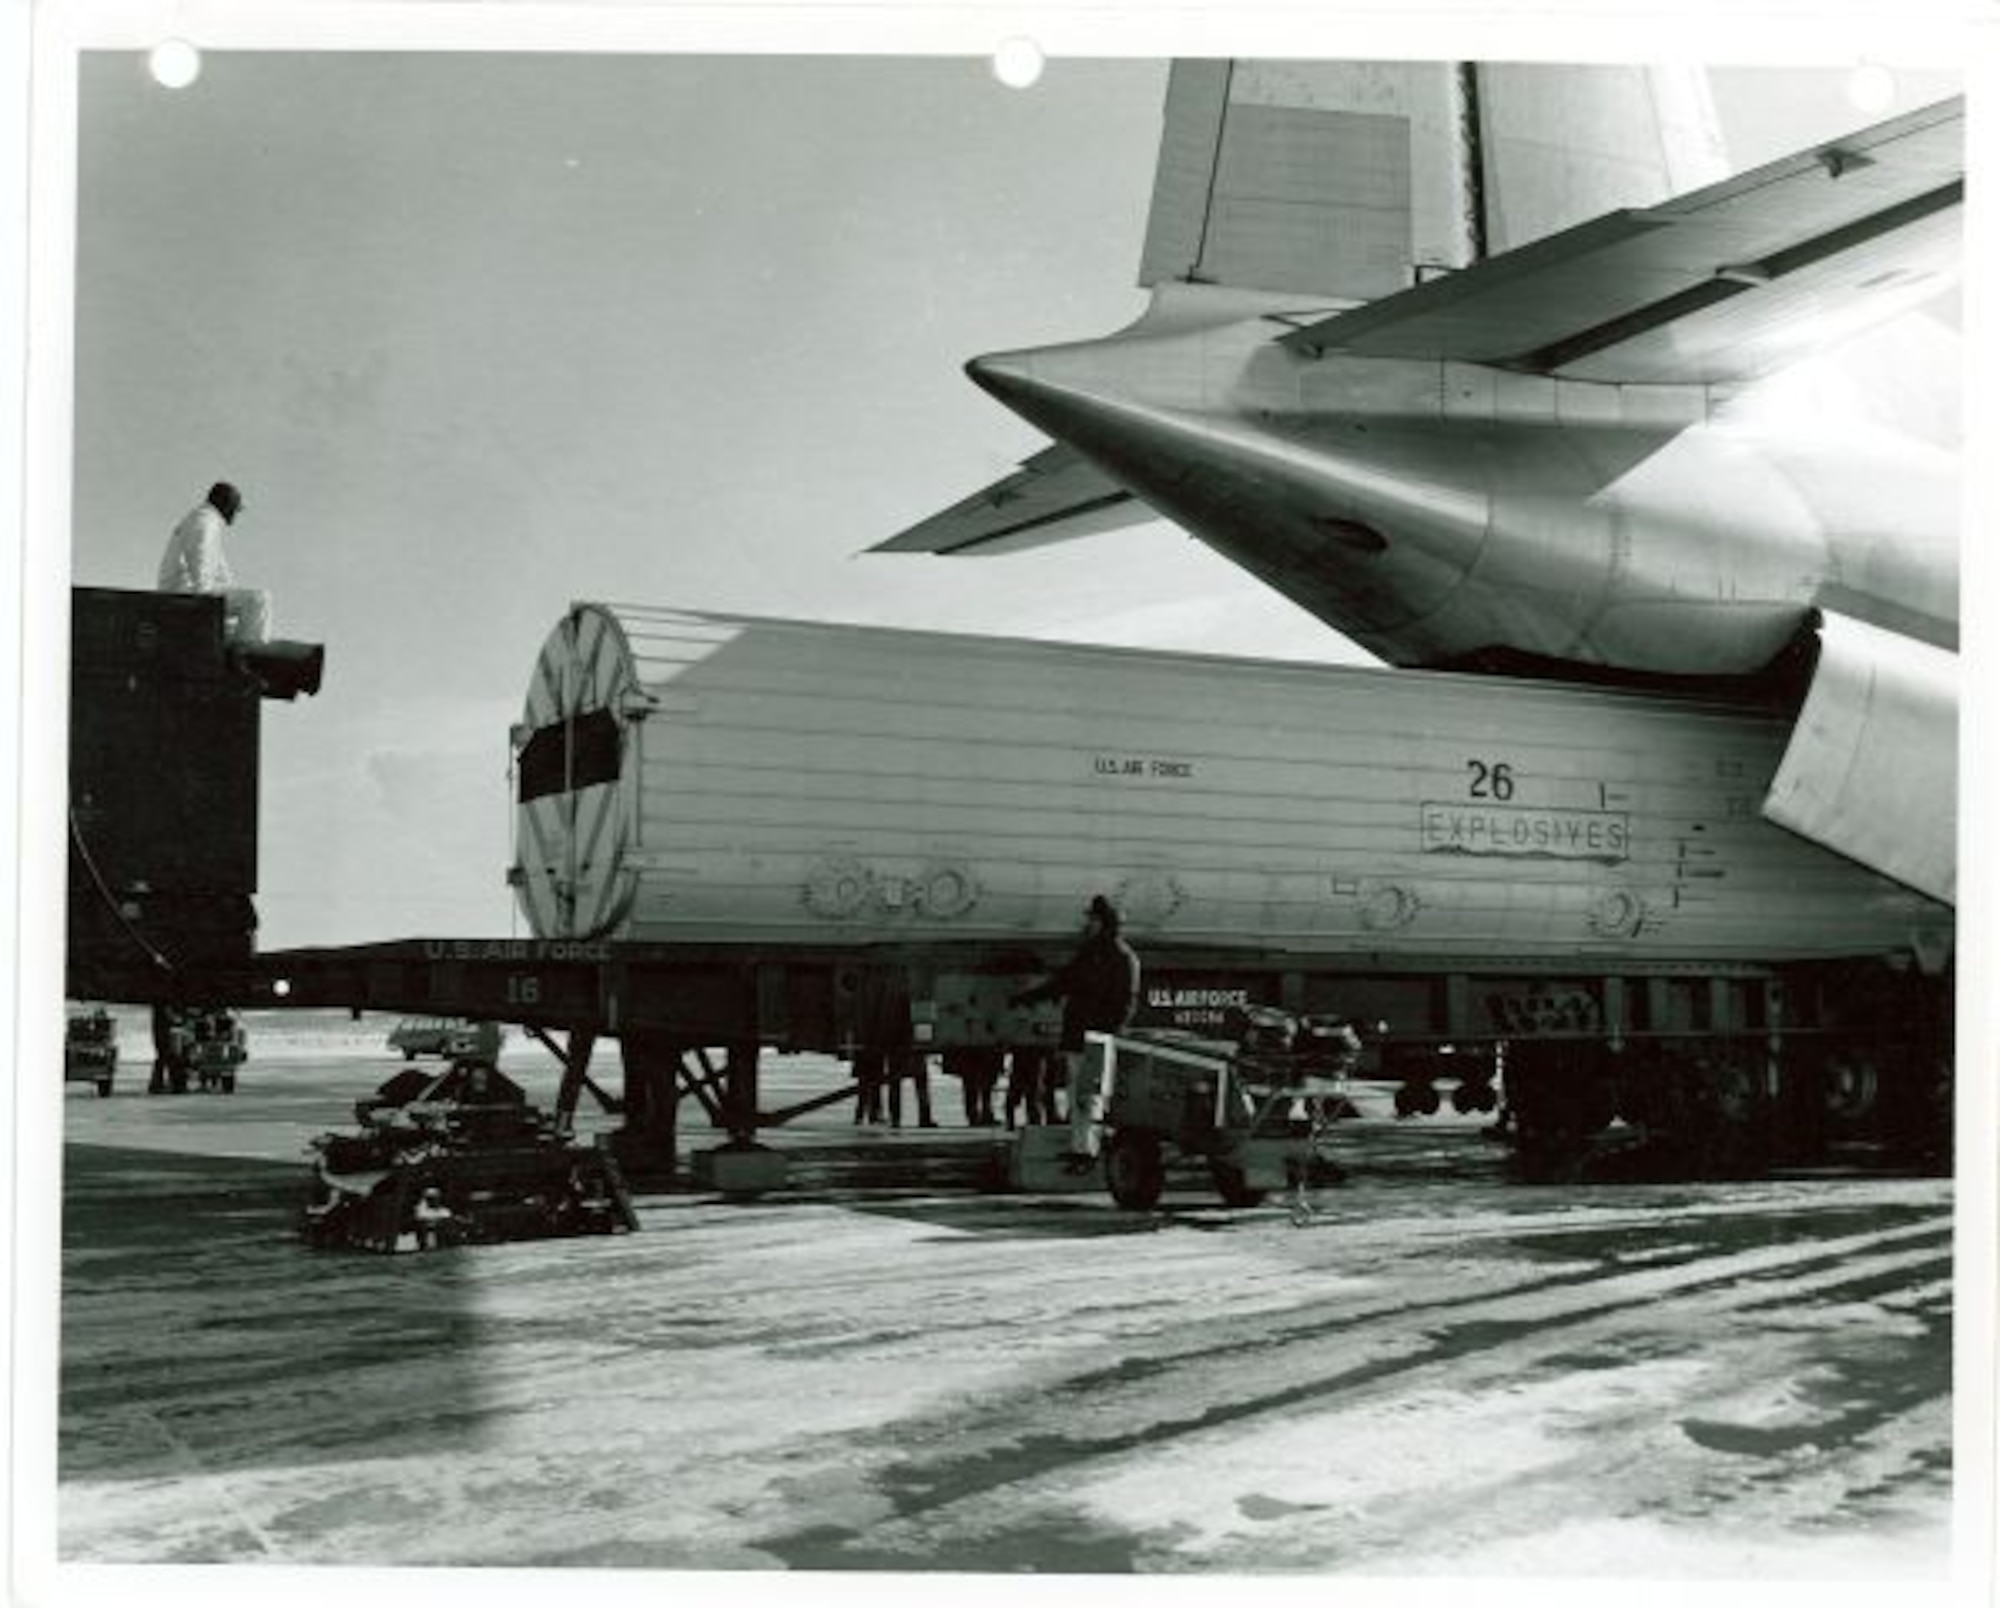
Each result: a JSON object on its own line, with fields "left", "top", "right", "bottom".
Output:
{"left": 1467, "top": 760, "right": 1516, "bottom": 801}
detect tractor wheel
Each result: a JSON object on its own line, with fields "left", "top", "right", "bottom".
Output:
{"left": 1105, "top": 1131, "right": 1165, "bottom": 1210}
{"left": 1210, "top": 1160, "right": 1267, "bottom": 1208}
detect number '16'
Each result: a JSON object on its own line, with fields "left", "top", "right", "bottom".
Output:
{"left": 1468, "top": 760, "right": 1516, "bottom": 801}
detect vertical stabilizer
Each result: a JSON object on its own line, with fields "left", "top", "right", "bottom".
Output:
{"left": 1138, "top": 60, "right": 1475, "bottom": 300}
{"left": 1473, "top": 64, "right": 1729, "bottom": 251}
{"left": 1137, "top": 60, "right": 1729, "bottom": 302}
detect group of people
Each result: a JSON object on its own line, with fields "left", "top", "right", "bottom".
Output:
{"left": 850, "top": 893, "right": 1143, "bottom": 1168}
{"left": 852, "top": 1046, "right": 1064, "bottom": 1130}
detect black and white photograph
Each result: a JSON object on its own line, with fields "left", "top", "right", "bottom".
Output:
{"left": 9, "top": 1, "right": 1994, "bottom": 1599}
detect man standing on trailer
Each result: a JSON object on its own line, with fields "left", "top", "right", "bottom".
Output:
{"left": 157, "top": 480, "right": 269, "bottom": 644}
{"left": 1013, "top": 895, "right": 1142, "bottom": 1172}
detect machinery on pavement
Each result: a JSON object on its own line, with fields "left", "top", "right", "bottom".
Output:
{"left": 64, "top": 1005, "right": 119, "bottom": 1098}
{"left": 1088, "top": 1008, "right": 1361, "bottom": 1221}
{"left": 301, "top": 1057, "right": 638, "bottom": 1253}
{"left": 148, "top": 1005, "right": 247, "bottom": 1095}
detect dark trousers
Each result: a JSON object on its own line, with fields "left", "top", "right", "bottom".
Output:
{"left": 947, "top": 1048, "right": 1003, "bottom": 1126}
{"left": 853, "top": 1051, "right": 886, "bottom": 1123}
{"left": 885, "top": 1050, "right": 934, "bottom": 1127}
{"left": 1004, "top": 1048, "right": 1060, "bottom": 1128}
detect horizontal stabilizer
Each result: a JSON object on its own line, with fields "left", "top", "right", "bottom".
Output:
{"left": 1763, "top": 612, "right": 1955, "bottom": 906}
{"left": 871, "top": 443, "right": 1153, "bottom": 557}
{"left": 1280, "top": 97, "right": 1962, "bottom": 384}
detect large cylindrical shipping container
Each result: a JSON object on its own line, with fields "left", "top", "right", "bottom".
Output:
{"left": 510, "top": 604, "right": 1947, "bottom": 963}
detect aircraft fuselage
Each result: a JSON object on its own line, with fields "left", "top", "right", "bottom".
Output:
{"left": 968, "top": 295, "right": 1958, "bottom": 682}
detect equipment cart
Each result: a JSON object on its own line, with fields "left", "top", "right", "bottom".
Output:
{"left": 148, "top": 1005, "right": 247, "bottom": 1094}
{"left": 64, "top": 1006, "right": 119, "bottom": 1097}
{"left": 1090, "top": 1010, "right": 1361, "bottom": 1220}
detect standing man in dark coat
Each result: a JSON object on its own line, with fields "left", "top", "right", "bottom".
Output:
{"left": 1012, "top": 894, "right": 1142, "bottom": 1168}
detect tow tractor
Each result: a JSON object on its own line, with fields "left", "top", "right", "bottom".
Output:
{"left": 301, "top": 1057, "right": 639, "bottom": 1252}
{"left": 1088, "top": 1008, "right": 1362, "bottom": 1223}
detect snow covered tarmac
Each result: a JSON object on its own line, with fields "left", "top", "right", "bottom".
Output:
{"left": 55, "top": 1036, "right": 1954, "bottom": 1577}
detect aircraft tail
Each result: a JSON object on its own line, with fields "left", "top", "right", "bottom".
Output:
{"left": 1137, "top": 60, "right": 1729, "bottom": 302}
{"left": 874, "top": 59, "right": 1735, "bottom": 559}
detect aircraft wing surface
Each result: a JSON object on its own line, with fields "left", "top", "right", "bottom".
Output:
{"left": 1279, "top": 96, "right": 1962, "bottom": 384}
{"left": 872, "top": 443, "right": 1153, "bottom": 556}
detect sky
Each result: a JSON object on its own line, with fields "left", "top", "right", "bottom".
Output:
{"left": 55, "top": 43, "right": 1965, "bottom": 948}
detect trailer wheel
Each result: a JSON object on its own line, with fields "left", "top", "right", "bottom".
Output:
{"left": 96, "top": 1077, "right": 113, "bottom": 1098}
{"left": 1210, "top": 1161, "right": 1266, "bottom": 1208}
{"left": 1394, "top": 1081, "right": 1441, "bottom": 1118}
{"left": 221, "top": 1074, "right": 236, "bottom": 1095}
{"left": 1452, "top": 1079, "right": 1497, "bottom": 1115}
{"left": 1822, "top": 1052, "right": 1881, "bottom": 1130}
{"left": 1105, "top": 1131, "right": 1164, "bottom": 1210}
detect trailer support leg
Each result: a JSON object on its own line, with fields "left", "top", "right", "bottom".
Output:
{"left": 547, "top": 1026, "right": 599, "bottom": 1136}
{"left": 724, "top": 1040, "right": 761, "bottom": 1146}
{"left": 686, "top": 1040, "right": 788, "bottom": 1196}
{"left": 613, "top": 1027, "right": 685, "bottom": 1184}
{"left": 678, "top": 1047, "right": 730, "bottom": 1128}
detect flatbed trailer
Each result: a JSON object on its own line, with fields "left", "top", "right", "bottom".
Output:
{"left": 71, "top": 927, "right": 1951, "bottom": 1189}
{"left": 64, "top": 586, "right": 1953, "bottom": 1192}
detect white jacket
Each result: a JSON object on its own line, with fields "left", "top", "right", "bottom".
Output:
{"left": 157, "top": 502, "right": 233, "bottom": 592}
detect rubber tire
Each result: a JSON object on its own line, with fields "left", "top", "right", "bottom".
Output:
{"left": 1210, "top": 1160, "right": 1267, "bottom": 1208}
{"left": 96, "top": 1078, "right": 113, "bottom": 1098}
{"left": 1105, "top": 1131, "right": 1165, "bottom": 1211}
{"left": 221, "top": 1075, "right": 236, "bottom": 1095}
{"left": 1452, "top": 1080, "right": 1498, "bottom": 1115}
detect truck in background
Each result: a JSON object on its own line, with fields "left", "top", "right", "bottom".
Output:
{"left": 386, "top": 1017, "right": 506, "bottom": 1064}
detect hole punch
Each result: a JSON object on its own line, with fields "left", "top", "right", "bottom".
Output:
{"left": 148, "top": 39, "right": 203, "bottom": 90}
{"left": 992, "top": 37, "right": 1045, "bottom": 90}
